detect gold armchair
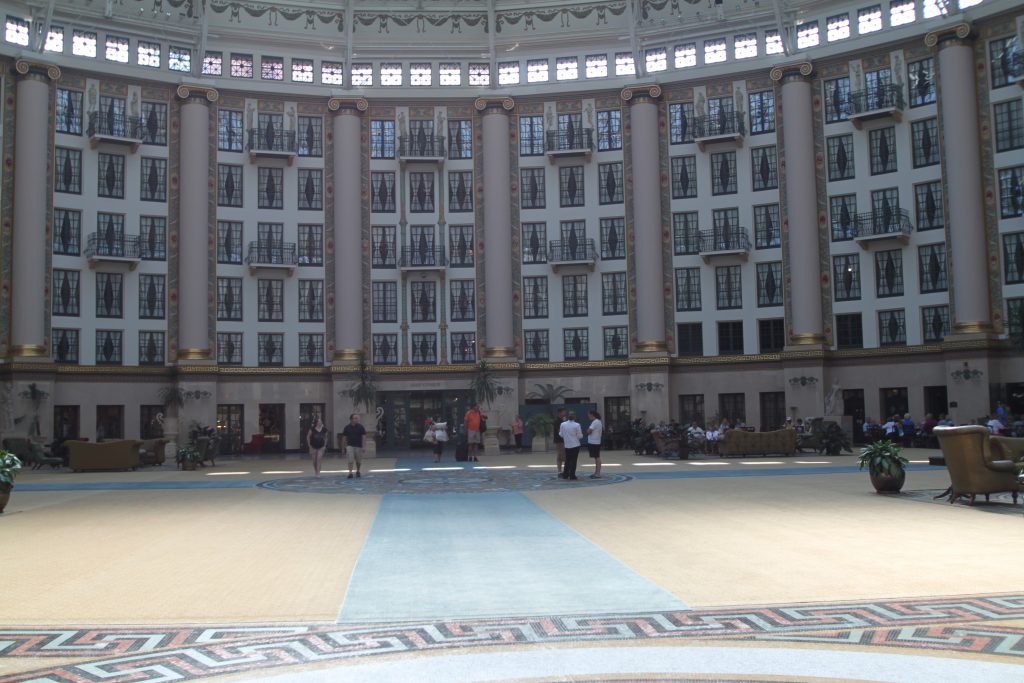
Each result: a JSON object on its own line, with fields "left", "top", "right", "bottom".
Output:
{"left": 933, "top": 425, "right": 1020, "bottom": 505}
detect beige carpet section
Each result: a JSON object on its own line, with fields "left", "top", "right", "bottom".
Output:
{"left": 2, "top": 487, "right": 379, "bottom": 625}
{"left": 529, "top": 460, "right": 1024, "bottom": 607}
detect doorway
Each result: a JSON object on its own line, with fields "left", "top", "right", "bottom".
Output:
{"left": 217, "top": 404, "right": 244, "bottom": 455}
{"left": 880, "top": 387, "right": 908, "bottom": 421}
{"left": 923, "top": 386, "right": 948, "bottom": 421}
{"left": 759, "top": 392, "right": 786, "bottom": 431}
{"left": 843, "top": 389, "right": 866, "bottom": 443}
{"left": 377, "top": 391, "right": 471, "bottom": 449}
{"left": 96, "top": 405, "right": 123, "bottom": 440}
{"left": 258, "top": 403, "right": 285, "bottom": 452}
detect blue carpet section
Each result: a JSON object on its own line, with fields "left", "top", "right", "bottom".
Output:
{"left": 337, "top": 492, "right": 689, "bottom": 623}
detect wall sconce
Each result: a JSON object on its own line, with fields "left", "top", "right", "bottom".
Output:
{"left": 950, "top": 362, "right": 984, "bottom": 381}
{"left": 494, "top": 384, "right": 514, "bottom": 396}
{"left": 635, "top": 382, "right": 664, "bottom": 392}
{"left": 788, "top": 376, "right": 818, "bottom": 387}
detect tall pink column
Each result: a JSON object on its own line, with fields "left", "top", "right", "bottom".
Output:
{"left": 622, "top": 85, "right": 667, "bottom": 351}
{"left": 926, "top": 24, "right": 991, "bottom": 333}
{"left": 771, "top": 63, "right": 824, "bottom": 345}
{"left": 328, "top": 98, "right": 368, "bottom": 360}
{"left": 11, "top": 61, "right": 60, "bottom": 358}
{"left": 474, "top": 97, "right": 516, "bottom": 358}
{"left": 175, "top": 86, "right": 217, "bottom": 360}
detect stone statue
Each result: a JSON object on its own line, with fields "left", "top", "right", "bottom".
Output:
{"left": 824, "top": 381, "right": 842, "bottom": 416}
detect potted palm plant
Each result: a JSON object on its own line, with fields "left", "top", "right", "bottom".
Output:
{"left": 858, "top": 439, "right": 909, "bottom": 493}
{"left": 0, "top": 449, "right": 23, "bottom": 513}
{"left": 527, "top": 412, "right": 555, "bottom": 452}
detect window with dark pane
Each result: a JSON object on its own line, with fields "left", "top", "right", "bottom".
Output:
{"left": 53, "top": 269, "right": 80, "bottom": 316}
{"left": 559, "top": 166, "right": 585, "bottom": 207}
{"left": 448, "top": 171, "right": 473, "bottom": 212}
{"left": 717, "top": 321, "right": 744, "bottom": 355}
{"left": 372, "top": 281, "right": 398, "bottom": 323}
{"left": 914, "top": 181, "right": 943, "bottom": 231}
{"left": 230, "top": 53, "right": 254, "bottom": 78}
{"left": 669, "top": 101, "right": 695, "bottom": 144}
{"left": 258, "top": 279, "right": 284, "bottom": 322}
{"left": 449, "top": 225, "right": 474, "bottom": 267}
{"left": 597, "top": 109, "right": 622, "bottom": 151}
{"left": 298, "top": 279, "right": 324, "bottom": 322}
{"left": 519, "top": 115, "right": 544, "bottom": 156}
{"left": 601, "top": 272, "right": 627, "bottom": 315}
{"left": 990, "top": 37, "right": 1019, "bottom": 89}
{"left": 921, "top": 305, "right": 949, "bottom": 343}
{"left": 257, "top": 333, "right": 284, "bottom": 366}
{"left": 95, "top": 272, "right": 123, "bottom": 318}
{"left": 217, "top": 277, "right": 243, "bottom": 321}
{"left": 296, "top": 116, "right": 322, "bottom": 156}
{"left": 297, "top": 169, "right": 323, "bottom": 210}
{"left": 677, "top": 322, "right": 703, "bottom": 356}
{"left": 863, "top": 67, "right": 893, "bottom": 109}
{"left": 711, "top": 208, "right": 741, "bottom": 250}
{"left": 706, "top": 97, "right": 737, "bottom": 136}
{"left": 140, "top": 101, "right": 167, "bottom": 145}
{"left": 718, "top": 393, "right": 746, "bottom": 423}
{"left": 756, "top": 262, "right": 783, "bottom": 307}
{"left": 451, "top": 332, "right": 476, "bottom": 363}
{"left": 55, "top": 89, "right": 83, "bottom": 135}
{"left": 1007, "top": 298, "right": 1024, "bottom": 341}
{"left": 1003, "top": 232, "right": 1024, "bottom": 284}
{"left": 524, "top": 329, "right": 549, "bottom": 361}
{"left": 520, "top": 167, "right": 546, "bottom": 209}
{"left": 555, "top": 113, "right": 584, "bottom": 151}
{"left": 674, "top": 267, "right": 701, "bottom": 311}
{"left": 411, "top": 333, "right": 438, "bottom": 364}
{"left": 869, "top": 126, "right": 897, "bottom": 175}
{"left": 138, "top": 216, "right": 166, "bottom": 261}
{"left": 523, "top": 276, "right": 549, "bottom": 318}
{"left": 878, "top": 309, "right": 906, "bottom": 346}
{"left": 599, "top": 218, "right": 625, "bottom": 260}
{"left": 217, "top": 332, "right": 243, "bottom": 365}
{"left": 710, "top": 151, "right": 737, "bottom": 195}
{"left": 138, "top": 274, "right": 165, "bottom": 319}
{"left": 824, "top": 77, "right": 850, "bottom": 123}
{"left": 217, "top": 164, "right": 243, "bottom": 207}
{"left": 139, "top": 157, "right": 166, "bottom": 202}
{"left": 410, "top": 281, "right": 437, "bottom": 323}
{"left": 994, "top": 100, "right": 1024, "bottom": 153}
{"left": 95, "top": 96, "right": 129, "bottom": 136}
{"left": 54, "top": 148, "right": 81, "bottom": 194}
{"left": 670, "top": 155, "right": 697, "bottom": 198}
{"left": 999, "top": 166, "right": 1024, "bottom": 218}
{"left": 138, "top": 331, "right": 165, "bottom": 366}
{"left": 52, "top": 329, "right": 79, "bottom": 363}
{"left": 258, "top": 167, "right": 284, "bottom": 209}
{"left": 371, "top": 120, "right": 396, "bottom": 159}
{"left": 408, "top": 225, "right": 437, "bottom": 266}
{"left": 832, "top": 254, "right": 861, "bottom": 301}
{"left": 522, "top": 222, "right": 548, "bottom": 263}
{"left": 603, "top": 326, "right": 628, "bottom": 359}
{"left": 298, "top": 334, "right": 324, "bottom": 366}
{"left": 218, "top": 109, "right": 244, "bottom": 151}
{"left": 297, "top": 223, "right": 323, "bottom": 265}
{"left": 672, "top": 212, "right": 700, "bottom": 254}
{"left": 95, "top": 330, "right": 123, "bottom": 365}
{"left": 256, "top": 222, "right": 285, "bottom": 264}
{"left": 907, "top": 58, "right": 935, "bottom": 107}
{"left": 835, "top": 313, "right": 863, "bottom": 349}
{"left": 371, "top": 172, "right": 396, "bottom": 213}
{"left": 751, "top": 146, "right": 778, "bottom": 191}
{"left": 598, "top": 162, "right": 623, "bottom": 204}
{"left": 758, "top": 318, "right": 785, "bottom": 353}
{"left": 372, "top": 225, "right": 397, "bottom": 268}
{"left": 562, "top": 274, "right": 588, "bottom": 317}
{"left": 97, "top": 153, "right": 125, "bottom": 199}
{"left": 563, "top": 328, "right": 589, "bottom": 361}
{"left": 716, "top": 265, "right": 742, "bottom": 309}
{"left": 826, "top": 134, "right": 854, "bottom": 181}
{"left": 918, "top": 244, "right": 947, "bottom": 293}
{"left": 93, "top": 212, "right": 125, "bottom": 257}
{"left": 679, "top": 393, "right": 705, "bottom": 425}
{"left": 870, "top": 187, "right": 903, "bottom": 234}
{"left": 409, "top": 172, "right": 435, "bottom": 213}
{"left": 216, "top": 221, "right": 242, "bottom": 264}
{"left": 52, "top": 208, "right": 81, "bottom": 255}
{"left": 874, "top": 249, "right": 904, "bottom": 297}
{"left": 911, "top": 118, "right": 938, "bottom": 168}
{"left": 447, "top": 119, "right": 472, "bottom": 159}
{"left": 753, "top": 204, "right": 780, "bottom": 249}
{"left": 450, "top": 280, "right": 475, "bottom": 321}
{"left": 748, "top": 90, "right": 775, "bottom": 134}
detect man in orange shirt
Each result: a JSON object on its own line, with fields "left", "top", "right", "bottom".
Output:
{"left": 464, "top": 403, "right": 485, "bottom": 462}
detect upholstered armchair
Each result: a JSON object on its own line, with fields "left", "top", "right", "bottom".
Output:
{"left": 933, "top": 425, "right": 1020, "bottom": 505}
{"left": 990, "top": 436, "right": 1024, "bottom": 467}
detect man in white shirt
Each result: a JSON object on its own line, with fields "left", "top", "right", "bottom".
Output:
{"left": 558, "top": 411, "right": 584, "bottom": 480}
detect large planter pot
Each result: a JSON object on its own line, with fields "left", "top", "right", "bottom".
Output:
{"left": 869, "top": 468, "right": 906, "bottom": 493}
{"left": 0, "top": 489, "right": 10, "bottom": 513}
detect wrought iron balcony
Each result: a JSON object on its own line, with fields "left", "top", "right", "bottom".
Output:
{"left": 548, "top": 239, "right": 596, "bottom": 271}
{"left": 545, "top": 128, "right": 594, "bottom": 160}
{"left": 246, "top": 240, "right": 297, "bottom": 274}
{"left": 398, "top": 134, "right": 446, "bottom": 161}
{"left": 846, "top": 84, "right": 904, "bottom": 126}
{"left": 853, "top": 208, "right": 913, "bottom": 246}
{"left": 87, "top": 111, "right": 144, "bottom": 150}
{"left": 85, "top": 233, "right": 140, "bottom": 268}
{"left": 399, "top": 245, "right": 447, "bottom": 270}
{"left": 248, "top": 127, "right": 297, "bottom": 163}
{"left": 693, "top": 112, "right": 745, "bottom": 150}
{"left": 698, "top": 227, "right": 750, "bottom": 262}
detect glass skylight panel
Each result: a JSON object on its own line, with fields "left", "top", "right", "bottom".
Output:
{"left": 556, "top": 57, "right": 578, "bottom": 80}
{"left": 527, "top": 59, "right": 549, "bottom": 82}
{"left": 734, "top": 34, "right": 757, "bottom": 59}
{"left": 231, "top": 53, "right": 253, "bottom": 78}
{"left": 499, "top": 61, "right": 520, "bottom": 85}
{"left": 169, "top": 46, "right": 191, "bottom": 72}
{"left": 322, "top": 61, "right": 344, "bottom": 85}
{"left": 615, "top": 52, "right": 636, "bottom": 76}
{"left": 797, "top": 22, "right": 820, "bottom": 49}
{"left": 646, "top": 47, "right": 667, "bottom": 72}
{"left": 586, "top": 54, "right": 608, "bottom": 78}
{"left": 203, "top": 51, "right": 222, "bottom": 76}
{"left": 889, "top": 1, "right": 915, "bottom": 26}
{"left": 440, "top": 63, "right": 462, "bottom": 85}
{"left": 292, "top": 58, "right": 313, "bottom": 82}
{"left": 411, "top": 63, "right": 432, "bottom": 86}
{"left": 468, "top": 63, "right": 488, "bottom": 86}
{"left": 765, "top": 31, "right": 784, "bottom": 55}
{"left": 381, "top": 63, "right": 402, "bottom": 86}
{"left": 675, "top": 43, "right": 697, "bottom": 67}
{"left": 261, "top": 56, "right": 284, "bottom": 80}
{"left": 351, "top": 63, "right": 372, "bottom": 86}
{"left": 106, "top": 36, "right": 129, "bottom": 63}
{"left": 138, "top": 41, "right": 160, "bottom": 68}
{"left": 704, "top": 38, "right": 727, "bottom": 64}
{"left": 44, "top": 25, "right": 63, "bottom": 52}
{"left": 5, "top": 17, "right": 29, "bottom": 46}
{"left": 72, "top": 30, "right": 97, "bottom": 57}
{"left": 922, "top": 0, "right": 948, "bottom": 18}
{"left": 828, "top": 14, "right": 851, "bottom": 41}
{"left": 958, "top": 0, "right": 982, "bottom": 8}
{"left": 858, "top": 6, "right": 883, "bottom": 34}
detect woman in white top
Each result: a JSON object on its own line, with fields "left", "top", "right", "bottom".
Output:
{"left": 586, "top": 409, "right": 604, "bottom": 479}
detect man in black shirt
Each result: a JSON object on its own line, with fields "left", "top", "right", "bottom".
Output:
{"left": 340, "top": 413, "right": 367, "bottom": 479}
{"left": 553, "top": 407, "right": 567, "bottom": 478}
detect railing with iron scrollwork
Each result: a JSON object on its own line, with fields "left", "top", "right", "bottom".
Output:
{"left": 698, "top": 227, "right": 750, "bottom": 253}
{"left": 847, "top": 84, "right": 904, "bottom": 115}
{"left": 246, "top": 240, "right": 297, "bottom": 266}
{"left": 547, "top": 239, "right": 596, "bottom": 263}
{"left": 398, "top": 134, "right": 446, "bottom": 158}
{"left": 545, "top": 127, "right": 594, "bottom": 152}
{"left": 855, "top": 207, "right": 913, "bottom": 238}
{"left": 87, "top": 111, "right": 144, "bottom": 139}
{"left": 85, "top": 232, "right": 140, "bottom": 259}
{"left": 693, "top": 111, "right": 746, "bottom": 138}
{"left": 400, "top": 245, "right": 447, "bottom": 267}
{"left": 247, "top": 127, "right": 297, "bottom": 153}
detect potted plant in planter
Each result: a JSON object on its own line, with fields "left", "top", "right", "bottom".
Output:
{"left": 527, "top": 412, "right": 554, "bottom": 452}
{"left": 858, "top": 439, "right": 909, "bottom": 493}
{"left": 0, "top": 449, "right": 23, "bottom": 513}
{"left": 176, "top": 444, "right": 203, "bottom": 471}
{"left": 820, "top": 422, "right": 853, "bottom": 456}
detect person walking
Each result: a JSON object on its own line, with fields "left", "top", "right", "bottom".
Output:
{"left": 307, "top": 415, "right": 328, "bottom": 477}
{"left": 432, "top": 420, "right": 448, "bottom": 462}
{"left": 586, "top": 409, "right": 604, "bottom": 479}
{"left": 340, "top": 413, "right": 367, "bottom": 479}
{"left": 464, "top": 403, "right": 485, "bottom": 462}
{"left": 553, "top": 407, "right": 567, "bottom": 475}
{"left": 558, "top": 411, "right": 584, "bottom": 480}
{"left": 512, "top": 415, "right": 524, "bottom": 452}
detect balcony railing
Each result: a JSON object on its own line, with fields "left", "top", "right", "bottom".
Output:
{"left": 247, "top": 127, "right": 297, "bottom": 161}
{"left": 398, "top": 134, "right": 446, "bottom": 160}
{"left": 85, "top": 232, "right": 140, "bottom": 266}
{"left": 698, "top": 227, "right": 750, "bottom": 261}
{"left": 693, "top": 112, "right": 745, "bottom": 149}
{"left": 545, "top": 128, "right": 594, "bottom": 159}
{"left": 400, "top": 245, "right": 447, "bottom": 269}
{"left": 548, "top": 239, "right": 596, "bottom": 270}
{"left": 846, "top": 84, "right": 904, "bottom": 125}
{"left": 854, "top": 208, "right": 913, "bottom": 245}
{"left": 246, "top": 241, "right": 297, "bottom": 271}
{"left": 87, "top": 111, "right": 144, "bottom": 149}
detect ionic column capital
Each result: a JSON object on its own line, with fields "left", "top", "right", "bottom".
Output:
{"left": 14, "top": 59, "right": 60, "bottom": 81}
{"left": 620, "top": 84, "right": 662, "bottom": 104}
{"left": 328, "top": 97, "right": 369, "bottom": 114}
{"left": 925, "top": 22, "right": 973, "bottom": 49}
{"left": 175, "top": 84, "right": 219, "bottom": 103}
{"left": 770, "top": 61, "right": 814, "bottom": 83}
{"left": 473, "top": 96, "right": 515, "bottom": 113}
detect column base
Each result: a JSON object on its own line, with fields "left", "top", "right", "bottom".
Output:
{"left": 484, "top": 346, "right": 516, "bottom": 359}
{"left": 636, "top": 340, "right": 668, "bottom": 353}
{"left": 333, "top": 348, "right": 363, "bottom": 361}
{"left": 177, "top": 348, "right": 212, "bottom": 361}
{"left": 7, "top": 344, "right": 49, "bottom": 359}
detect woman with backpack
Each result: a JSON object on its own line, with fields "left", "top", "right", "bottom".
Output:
{"left": 307, "top": 416, "right": 328, "bottom": 477}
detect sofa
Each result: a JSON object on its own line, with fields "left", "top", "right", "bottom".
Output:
{"left": 718, "top": 429, "right": 797, "bottom": 457}
{"left": 2, "top": 437, "right": 63, "bottom": 469}
{"left": 933, "top": 426, "right": 1020, "bottom": 505}
{"left": 68, "top": 439, "right": 142, "bottom": 472}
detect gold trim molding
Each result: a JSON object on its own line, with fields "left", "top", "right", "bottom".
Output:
{"left": 9, "top": 344, "right": 47, "bottom": 358}
{"left": 769, "top": 61, "right": 814, "bottom": 83}
{"left": 14, "top": 59, "right": 60, "bottom": 81}
{"left": 473, "top": 96, "right": 516, "bottom": 112}
{"left": 925, "top": 22, "right": 972, "bottom": 48}
{"left": 177, "top": 348, "right": 211, "bottom": 361}
{"left": 952, "top": 321, "right": 994, "bottom": 334}
{"left": 485, "top": 346, "right": 516, "bottom": 358}
{"left": 636, "top": 340, "right": 668, "bottom": 353}
{"left": 328, "top": 97, "right": 369, "bottom": 113}
{"left": 789, "top": 333, "right": 826, "bottom": 345}
{"left": 620, "top": 84, "right": 662, "bottom": 103}
{"left": 175, "top": 84, "right": 219, "bottom": 103}
{"left": 333, "top": 348, "right": 363, "bottom": 361}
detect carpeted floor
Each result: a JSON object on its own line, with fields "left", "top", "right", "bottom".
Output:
{"left": 1, "top": 447, "right": 1023, "bottom": 682}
